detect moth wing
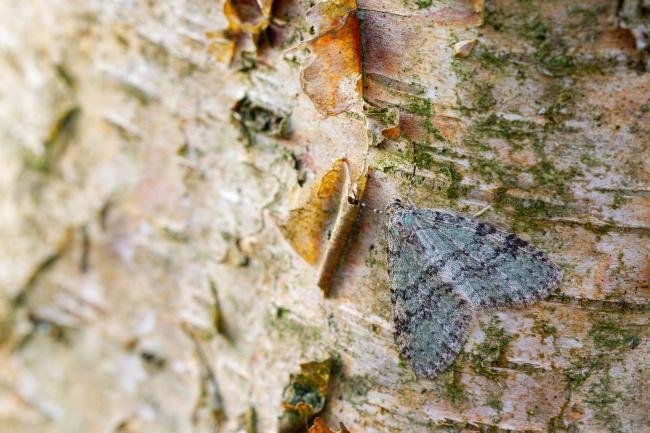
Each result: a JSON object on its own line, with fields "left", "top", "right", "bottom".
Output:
{"left": 387, "top": 230, "right": 473, "bottom": 378}
{"left": 411, "top": 209, "right": 562, "bottom": 309}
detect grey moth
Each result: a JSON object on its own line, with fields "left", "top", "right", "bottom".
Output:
{"left": 384, "top": 199, "right": 562, "bottom": 378}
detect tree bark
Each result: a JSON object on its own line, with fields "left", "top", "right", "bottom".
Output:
{"left": 0, "top": 1, "right": 648, "bottom": 432}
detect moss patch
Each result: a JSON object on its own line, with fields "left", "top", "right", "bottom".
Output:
{"left": 441, "top": 361, "right": 467, "bottom": 405}
{"left": 437, "top": 160, "right": 464, "bottom": 200}
{"left": 406, "top": 97, "right": 432, "bottom": 117}
{"left": 411, "top": 146, "right": 467, "bottom": 200}
{"left": 542, "top": 83, "right": 577, "bottom": 124}
{"left": 423, "top": 119, "right": 446, "bottom": 142}
{"left": 473, "top": 45, "right": 513, "bottom": 69}
{"left": 532, "top": 318, "right": 557, "bottom": 342}
{"left": 564, "top": 355, "right": 607, "bottom": 390}
{"left": 470, "top": 158, "right": 515, "bottom": 186}
{"left": 485, "top": 393, "right": 503, "bottom": 411}
{"left": 474, "top": 114, "right": 539, "bottom": 147}
{"left": 585, "top": 374, "right": 623, "bottom": 432}
{"left": 588, "top": 316, "right": 640, "bottom": 351}
{"left": 493, "top": 188, "right": 564, "bottom": 232}
{"left": 611, "top": 192, "right": 629, "bottom": 209}
{"left": 582, "top": 222, "right": 615, "bottom": 238}
{"left": 483, "top": 3, "right": 610, "bottom": 78}
{"left": 473, "top": 83, "right": 496, "bottom": 112}
{"left": 529, "top": 160, "right": 580, "bottom": 196}
{"left": 470, "top": 315, "right": 512, "bottom": 379}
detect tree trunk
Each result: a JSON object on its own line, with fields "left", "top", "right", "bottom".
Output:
{"left": 0, "top": 1, "right": 648, "bottom": 432}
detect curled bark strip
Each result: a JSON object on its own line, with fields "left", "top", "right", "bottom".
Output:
{"left": 315, "top": 162, "right": 368, "bottom": 294}
{"left": 280, "top": 159, "right": 367, "bottom": 295}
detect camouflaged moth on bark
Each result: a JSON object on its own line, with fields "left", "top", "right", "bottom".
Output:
{"left": 384, "top": 199, "right": 562, "bottom": 379}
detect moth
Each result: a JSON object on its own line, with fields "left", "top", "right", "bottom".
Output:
{"left": 384, "top": 199, "right": 562, "bottom": 379}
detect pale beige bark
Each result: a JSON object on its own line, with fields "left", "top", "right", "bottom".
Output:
{"left": 0, "top": 1, "right": 648, "bottom": 433}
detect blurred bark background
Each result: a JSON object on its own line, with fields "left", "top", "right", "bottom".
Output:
{"left": 0, "top": 1, "right": 648, "bottom": 432}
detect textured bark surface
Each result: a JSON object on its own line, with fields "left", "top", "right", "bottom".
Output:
{"left": 0, "top": 1, "right": 648, "bottom": 432}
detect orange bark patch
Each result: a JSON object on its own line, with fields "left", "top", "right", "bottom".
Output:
{"left": 281, "top": 159, "right": 348, "bottom": 266}
{"left": 593, "top": 27, "right": 639, "bottom": 53}
{"left": 309, "top": 417, "right": 350, "bottom": 433}
{"left": 258, "top": 0, "right": 274, "bottom": 17}
{"left": 301, "top": 2, "right": 363, "bottom": 115}
{"left": 207, "top": 0, "right": 268, "bottom": 66}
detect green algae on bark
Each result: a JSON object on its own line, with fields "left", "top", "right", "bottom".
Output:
{"left": 441, "top": 361, "right": 467, "bottom": 405}
{"left": 588, "top": 316, "right": 641, "bottom": 351}
{"left": 470, "top": 315, "right": 513, "bottom": 379}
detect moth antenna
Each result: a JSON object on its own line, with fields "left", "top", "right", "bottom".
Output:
{"left": 473, "top": 205, "right": 492, "bottom": 217}
{"left": 360, "top": 201, "right": 383, "bottom": 214}
{"left": 407, "top": 141, "right": 418, "bottom": 202}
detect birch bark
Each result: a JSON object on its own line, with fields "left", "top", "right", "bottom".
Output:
{"left": 0, "top": 1, "right": 648, "bottom": 432}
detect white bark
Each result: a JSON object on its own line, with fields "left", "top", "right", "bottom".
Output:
{"left": 0, "top": 1, "right": 648, "bottom": 432}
